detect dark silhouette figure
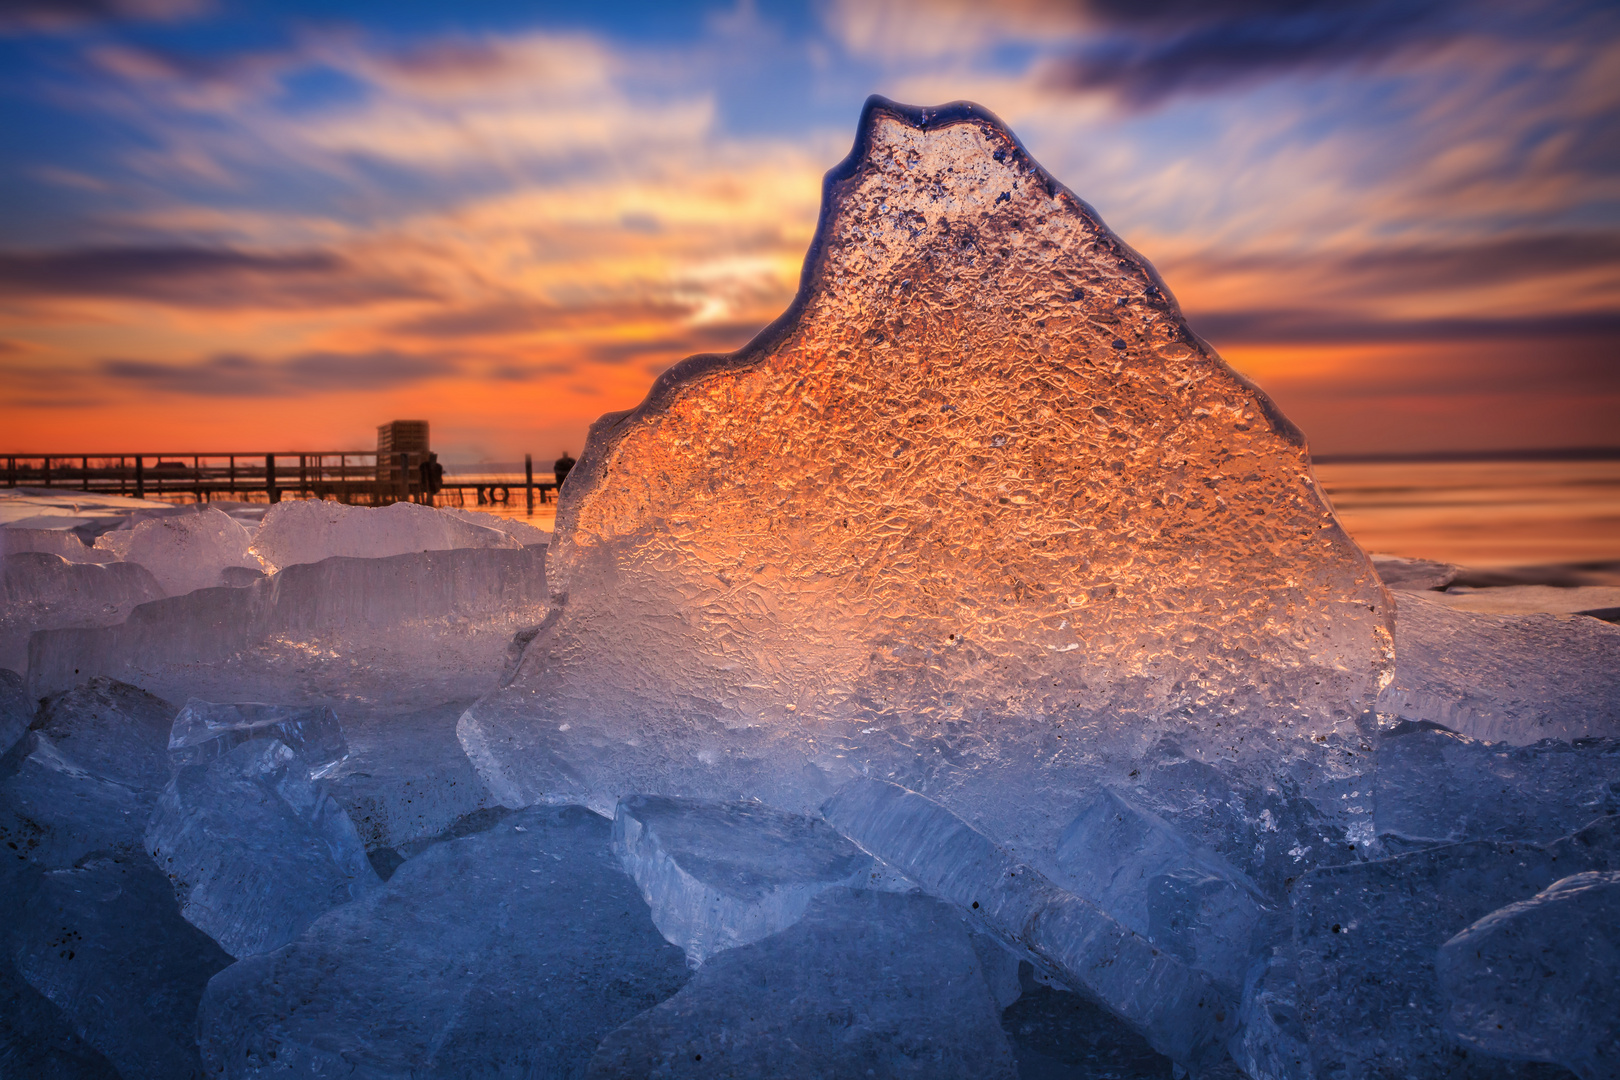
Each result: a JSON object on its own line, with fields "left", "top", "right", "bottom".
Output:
{"left": 553, "top": 451, "right": 576, "bottom": 489}
{"left": 419, "top": 451, "right": 444, "bottom": 502}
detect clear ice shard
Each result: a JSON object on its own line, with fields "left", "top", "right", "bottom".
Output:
{"left": 115, "top": 505, "right": 266, "bottom": 596}
{"left": 1374, "top": 720, "right": 1619, "bottom": 845}
{"left": 1379, "top": 593, "right": 1620, "bottom": 744}
{"left": 613, "top": 794, "right": 872, "bottom": 965}
{"left": 457, "top": 95, "right": 1392, "bottom": 858}
{"left": 1290, "top": 815, "right": 1618, "bottom": 1079}
{"left": 1438, "top": 871, "right": 1620, "bottom": 1080}
{"left": 820, "top": 778, "right": 1236, "bottom": 1072}
{"left": 1051, "top": 787, "right": 1277, "bottom": 992}
{"left": 13, "top": 855, "right": 232, "bottom": 1079}
{"left": 249, "top": 498, "right": 519, "bottom": 570}
{"left": 197, "top": 805, "right": 689, "bottom": 1079}
{"left": 0, "top": 552, "right": 162, "bottom": 673}
{"left": 167, "top": 698, "right": 348, "bottom": 776}
{"left": 585, "top": 888, "right": 1020, "bottom": 1079}
{"left": 145, "top": 739, "right": 379, "bottom": 958}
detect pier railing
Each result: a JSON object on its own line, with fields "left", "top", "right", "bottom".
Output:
{"left": 3, "top": 452, "right": 560, "bottom": 510}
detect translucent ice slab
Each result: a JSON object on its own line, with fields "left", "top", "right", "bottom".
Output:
{"left": 167, "top": 698, "right": 348, "bottom": 776}
{"left": 1439, "top": 871, "right": 1620, "bottom": 1080}
{"left": 1374, "top": 721, "right": 1620, "bottom": 845}
{"left": 821, "top": 778, "right": 1236, "bottom": 1072}
{"left": 0, "top": 552, "right": 161, "bottom": 673}
{"left": 458, "top": 96, "right": 1390, "bottom": 860}
{"left": 14, "top": 855, "right": 232, "bottom": 1079}
{"left": 1379, "top": 592, "right": 1620, "bottom": 744}
{"left": 613, "top": 794, "right": 872, "bottom": 965}
{"left": 115, "top": 505, "right": 266, "bottom": 596}
{"left": 1290, "top": 815, "right": 1618, "bottom": 1079}
{"left": 197, "top": 805, "right": 689, "bottom": 1079}
{"left": 0, "top": 526, "right": 115, "bottom": 564}
{"left": 250, "top": 499, "right": 519, "bottom": 570}
{"left": 27, "top": 545, "right": 548, "bottom": 697}
{"left": 146, "top": 739, "right": 379, "bottom": 957}
{"left": 586, "top": 888, "right": 1020, "bottom": 1079}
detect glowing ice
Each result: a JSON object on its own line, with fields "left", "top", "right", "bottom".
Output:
{"left": 0, "top": 553, "right": 161, "bottom": 674}
{"left": 114, "top": 505, "right": 265, "bottom": 596}
{"left": 459, "top": 97, "right": 1392, "bottom": 859}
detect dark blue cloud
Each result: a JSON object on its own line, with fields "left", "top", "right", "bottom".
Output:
{"left": 100, "top": 348, "right": 451, "bottom": 396}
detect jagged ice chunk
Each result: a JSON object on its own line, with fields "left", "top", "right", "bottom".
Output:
{"left": 249, "top": 498, "right": 518, "bottom": 570}
{"left": 167, "top": 698, "right": 348, "bottom": 776}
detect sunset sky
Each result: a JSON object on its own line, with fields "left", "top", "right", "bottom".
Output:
{"left": 2, "top": 0, "right": 1616, "bottom": 462}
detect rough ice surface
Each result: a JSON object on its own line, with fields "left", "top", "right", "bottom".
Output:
{"left": 167, "top": 698, "right": 348, "bottom": 776}
{"left": 586, "top": 887, "right": 1019, "bottom": 1079}
{"left": 13, "top": 855, "right": 232, "bottom": 1079}
{"left": 459, "top": 96, "right": 1392, "bottom": 860}
{"left": 1374, "top": 721, "right": 1620, "bottom": 845}
{"left": 0, "top": 553, "right": 162, "bottom": 673}
{"left": 114, "top": 505, "right": 266, "bottom": 596}
{"left": 197, "top": 805, "right": 689, "bottom": 1079}
{"left": 1291, "top": 815, "right": 1617, "bottom": 1079}
{"left": 0, "top": 526, "right": 116, "bottom": 563}
{"left": 613, "top": 794, "right": 872, "bottom": 965}
{"left": 1378, "top": 593, "right": 1620, "bottom": 744}
{"left": 1052, "top": 787, "right": 1277, "bottom": 992}
{"left": 146, "top": 738, "right": 379, "bottom": 957}
{"left": 28, "top": 544, "right": 548, "bottom": 696}
{"left": 1372, "top": 553, "right": 1462, "bottom": 591}
{"left": 249, "top": 498, "right": 519, "bottom": 570}
{"left": 0, "top": 667, "right": 27, "bottom": 756}
{"left": 821, "top": 777, "right": 1236, "bottom": 1072}
{"left": 1439, "top": 871, "right": 1620, "bottom": 1080}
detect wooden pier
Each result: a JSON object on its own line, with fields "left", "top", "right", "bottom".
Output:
{"left": 2, "top": 453, "right": 558, "bottom": 508}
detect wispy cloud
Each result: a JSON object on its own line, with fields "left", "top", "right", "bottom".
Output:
{"left": 100, "top": 348, "right": 452, "bottom": 397}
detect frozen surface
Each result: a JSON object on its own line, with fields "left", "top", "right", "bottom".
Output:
{"left": 821, "top": 777, "right": 1236, "bottom": 1072}
{"left": 441, "top": 505, "right": 551, "bottom": 546}
{"left": 460, "top": 97, "right": 1392, "bottom": 857}
{"left": 0, "top": 526, "right": 114, "bottom": 564}
{"left": 27, "top": 677, "right": 173, "bottom": 790}
{"left": 28, "top": 544, "right": 548, "bottom": 697}
{"left": 1373, "top": 553, "right": 1462, "bottom": 591}
{"left": 146, "top": 739, "right": 379, "bottom": 957}
{"left": 115, "top": 505, "right": 265, "bottom": 596}
{"left": 250, "top": 498, "right": 518, "bottom": 570}
{"left": 1290, "top": 815, "right": 1618, "bottom": 1079}
{"left": 586, "top": 887, "right": 1019, "bottom": 1079}
{"left": 1439, "top": 871, "right": 1620, "bottom": 1080}
{"left": 198, "top": 804, "right": 689, "bottom": 1079}
{"left": 1425, "top": 584, "right": 1620, "bottom": 618}
{"left": 13, "top": 855, "right": 232, "bottom": 1079}
{"left": 1374, "top": 721, "right": 1620, "bottom": 845}
{"left": 0, "top": 667, "right": 27, "bottom": 756}
{"left": 613, "top": 794, "right": 871, "bottom": 965}
{"left": 1052, "top": 787, "right": 1277, "bottom": 992}
{"left": 1378, "top": 592, "right": 1620, "bottom": 743}
{"left": 167, "top": 698, "right": 348, "bottom": 776}
{"left": 0, "top": 553, "right": 162, "bottom": 673}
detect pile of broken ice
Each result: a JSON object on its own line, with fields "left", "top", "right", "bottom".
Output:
{"left": 4, "top": 96, "right": 1618, "bottom": 1079}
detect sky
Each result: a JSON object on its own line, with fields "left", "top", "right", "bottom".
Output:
{"left": 0, "top": 0, "right": 1616, "bottom": 462}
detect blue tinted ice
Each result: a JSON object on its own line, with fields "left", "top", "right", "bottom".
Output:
{"left": 167, "top": 698, "right": 348, "bottom": 777}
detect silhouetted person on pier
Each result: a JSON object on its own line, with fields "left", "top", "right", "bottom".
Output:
{"left": 553, "top": 451, "right": 576, "bottom": 489}
{"left": 419, "top": 452, "right": 444, "bottom": 503}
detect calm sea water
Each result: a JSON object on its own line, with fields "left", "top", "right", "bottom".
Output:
{"left": 445, "top": 457, "right": 1620, "bottom": 572}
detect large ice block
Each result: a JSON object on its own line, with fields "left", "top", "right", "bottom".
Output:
{"left": 27, "top": 677, "right": 173, "bottom": 790}
{"left": 197, "top": 805, "right": 689, "bottom": 1078}
{"left": 613, "top": 794, "right": 871, "bottom": 965}
{"left": 146, "top": 739, "right": 379, "bottom": 957}
{"left": 167, "top": 698, "right": 348, "bottom": 776}
{"left": 0, "top": 552, "right": 161, "bottom": 673}
{"left": 1052, "top": 787, "right": 1278, "bottom": 991}
{"left": 821, "top": 778, "right": 1236, "bottom": 1072}
{"left": 1439, "top": 871, "right": 1620, "bottom": 1080}
{"left": 586, "top": 887, "right": 1019, "bottom": 1079}
{"left": 250, "top": 499, "right": 518, "bottom": 570}
{"left": 14, "top": 855, "right": 232, "bottom": 1079}
{"left": 1290, "top": 816, "right": 1618, "bottom": 1079}
{"left": 457, "top": 96, "right": 1391, "bottom": 859}
{"left": 0, "top": 731, "right": 154, "bottom": 867}
{"left": 0, "top": 526, "right": 115, "bottom": 563}
{"left": 1379, "top": 592, "right": 1620, "bottom": 743}
{"left": 117, "top": 505, "right": 266, "bottom": 596}
{"left": 28, "top": 544, "right": 548, "bottom": 697}
{"left": 1374, "top": 721, "right": 1620, "bottom": 845}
